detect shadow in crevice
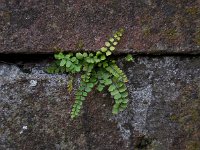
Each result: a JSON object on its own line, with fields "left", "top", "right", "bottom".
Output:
{"left": 0, "top": 53, "right": 199, "bottom": 63}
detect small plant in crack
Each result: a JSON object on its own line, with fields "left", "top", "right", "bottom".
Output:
{"left": 46, "top": 28, "right": 133, "bottom": 119}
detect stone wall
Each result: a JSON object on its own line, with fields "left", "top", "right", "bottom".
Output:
{"left": 0, "top": 0, "right": 199, "bottom": 54}
{"left": 1, "top": 56, "right": 200, "bottom": 149}
{"left": 0, "top": 0, "right": 200, "bottom": 150}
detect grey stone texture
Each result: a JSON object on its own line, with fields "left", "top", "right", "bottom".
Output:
{"left": 0, "top": 0, "right": 200, "bottom": 54}
{"left": 0, "top": 0, "right": 200, "bottom": 149}
{"left": 0, "top": 56, "right": 200, "bottom": 149}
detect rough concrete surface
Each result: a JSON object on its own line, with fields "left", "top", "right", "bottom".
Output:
{"left": 0, "top": 0, "right": 200, "bottom": 54}
{"left": 0, "top": 56, "right": 200, "bottom": 149}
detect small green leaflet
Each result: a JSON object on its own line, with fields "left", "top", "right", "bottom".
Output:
{"left": 66, "top": 60, "right": 72, "bottom": 67}
{"left": 106, "top": 51, "right": 111, "bottom": 56}
{"left": 97, "top": 84, "right": 105, "bottom": 92}
{"left": 101, "top": 47, "right": 107, "bottom": 52}
{"left": 76, "top": 53, "right": 83, "bottom": 59}
{"left": 125, "top": 54, "right": 134, "bottom": 62}
{"left": 60, "top": 59, "right": 66, "bottom": 66}
{"left": 108, "top": 85, "right": 116, "bottom": 91}
{"left": 105, "top": 42, "right": 111, "bottom": 47}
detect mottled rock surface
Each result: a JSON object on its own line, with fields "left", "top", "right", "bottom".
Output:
{"left": 0, "top": 0, "right": 199, "bottom": 54}
{"left": 0, "top": 56, "right": 200, "bottom": 149}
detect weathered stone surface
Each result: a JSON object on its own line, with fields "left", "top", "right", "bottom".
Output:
{"left": 0, "top": 56, "right": 200, "bottom": 149}
{"left": 0, "top": 0, "right": 199, "bottom": 54}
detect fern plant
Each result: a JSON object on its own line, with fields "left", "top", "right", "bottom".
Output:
{"left": 46, "top": 28, "right": 133, "bottom": 119}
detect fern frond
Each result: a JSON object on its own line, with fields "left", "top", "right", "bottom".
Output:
{"left": 46, "top": 60, "right": 66, "bottom": 74}
{"left": 95, "top": 28, "right": 124, "bottom": 62}
{"left": 71, "top": 79, "right": 87, "bottom": 119}
{"left": 95, "top": 66, "right": 129, "bottom": 114}
{"left": 46, "top": 28, "right": 130, "bottom": 119}
{"left": 54, "top": 52, "right": 84, "bottom": 74}
{"left": 82, "top": 63, "right": 94, "bottom": 82}
{"left": 104, "top": 61, "right": 128, "bottom": 83}
{"left": 95, "top": 68, "right": 112, "bottom": 91}
{"left": 71, "top": 71, "right": 97, "bottom": 118}
{"left": 108, "top": 77, "right": 129, "bottom": 114}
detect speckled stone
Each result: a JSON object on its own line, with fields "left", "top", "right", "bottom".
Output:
{"left": 0, "top": 0, "right": 199, "bottom": 54}
{"left": 0, "top": 56, "right": 200, "bottom": 149}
